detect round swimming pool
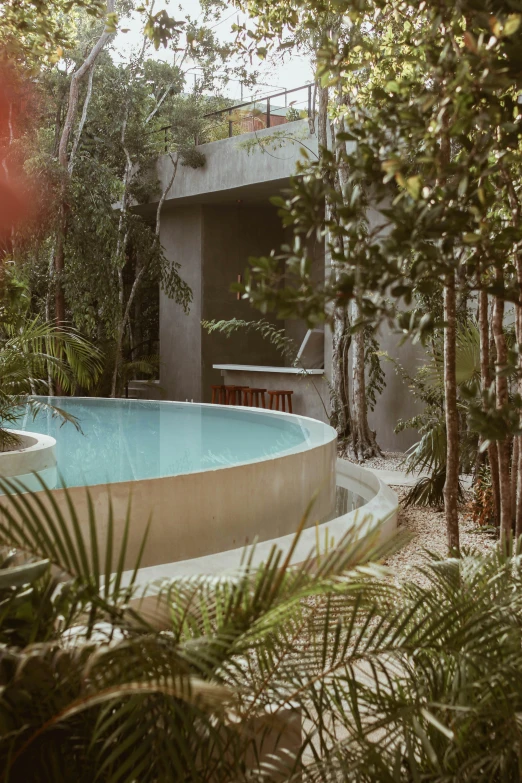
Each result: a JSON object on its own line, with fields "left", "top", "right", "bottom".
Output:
{"left": 6, "top": 398, "right": 338, "bottom": 569}
{"left": 14, "top": 397, "right": 332, "bottom": 488}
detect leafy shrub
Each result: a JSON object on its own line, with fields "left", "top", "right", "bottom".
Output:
{"left": 0, "top": 481, "right": 522, "bottom": 779}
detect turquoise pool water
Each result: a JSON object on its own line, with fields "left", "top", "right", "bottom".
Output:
{"left": 13, "top": 397, "right": 332, "bottom": 489}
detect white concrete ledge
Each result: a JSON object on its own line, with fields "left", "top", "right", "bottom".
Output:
{"left": 0, "top": 430, "right": 56, "bottom": 478}
{"left": 367, "top": 466, "right": 472, "bottom": 490}
{"left": 124, "top": 458, "right": 398, "bottom": 587}
{"left": 213, "top": 364, "right": 324, "bottom": 375}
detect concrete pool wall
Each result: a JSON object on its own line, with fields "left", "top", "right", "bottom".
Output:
{"left": 124, "top": 457, "right": 398, "bottom": 585}
{"left": 0, "top": 408, "right": 337, "bottom": 571}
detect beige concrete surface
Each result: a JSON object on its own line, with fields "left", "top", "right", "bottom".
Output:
{"left": 123, "top": 458, "right": 398, "bottom": 588}
{"left": 0, "top": 422, "right": 337, "bottom": 572}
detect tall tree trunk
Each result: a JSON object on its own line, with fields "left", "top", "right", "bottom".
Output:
{"left": 54, "top": 212, "right": 67, "bottom": 328}
{"left": 492, "top": 271, "right": 512, "bottom": 537}
{"left": 516, "top": 295, "right": 522, "bottom": 538}
{"left": 512, "top": 435, "right": 519, "bottom": 525}
{"left": 330, "top": 308, "right": 351, "bottom": 440}
{"left": 317, "top": 82, "right": 352, "bottom": 442}
{"left": 443, "top": 270, "right": 460, "bottom": 555}
{"left": 68, "top": 64, "right": 95, "bottom": 177}
{"left": 350, "top": 302, "right": 381, "bottom": 460}
{"left": 439, "top": 119, "right": 460, "bottom": 554}
{"left": 54, "top": 0, "right": 116, "bottom": 329}
{"left": 501, "top": 166, "right": 522, "bottom": 536}
{"left": 479, "top": 286, "right": 501, "bottom": 525}
{"left": 334, "top": 97, "right": 380, "bottom": 458}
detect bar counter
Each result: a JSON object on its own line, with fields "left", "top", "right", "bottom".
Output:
{"left": 213, "top": 364, "right": 329, "bottom": 423}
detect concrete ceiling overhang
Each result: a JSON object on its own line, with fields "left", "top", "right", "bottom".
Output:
{"left": 131, "top": 177, "right": 293, "bottom": 217}
{"left": 129, "top": 120, "right": 317, "bottom": 218}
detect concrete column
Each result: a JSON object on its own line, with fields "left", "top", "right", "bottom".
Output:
{"left": 159, "top": 205, "right": 203, "bottom": 401}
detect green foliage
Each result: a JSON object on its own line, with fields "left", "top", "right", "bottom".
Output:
{"left": 233, "top": 0, "right": 522, "bottom": 459}
{"left": 421, "top": 320, "right": 481, "bottom": 394}
{"left": 403, "top": 468, "right": 464, "bottom": 510}
{"left": 0, "top": 266, "right": 100, "bottom": 445}
{"left": 387, "top": 318, "right": 482, "bottom": 505}
{"left": 92, "top": 346, "right": 159, "bottom": 396}
{"left": 0, "top": 0, "right": 107, "bottom": 66}
{"left": 143, "top": 8, "right": 184, "bottom": 50}
{"left": 0, "top": 477, "right": 398, "bottom": 780}
{"left": 202, "top": 317, "right": 299, "bottom": 364}
{"left": 286, "top": 106, "right": 302, "bottom": 122}
{"left": 364, "top": 326, "right": 385, "bottom": 413}
{"left": 0, "top": 551, "right": 52, "bottom": 647}
{"left": 2, "top": 480, "right": 522, "bottom": 778}
{"left": 0, "top": 0, "right": 207, "bottom": 68}
{"left": 180, "top": 146, "right": 206, "bottom": 169}
{"left": 0, "top": 319, "right": 101, "bottom": 450}
{"left": 8, "top": 0, "right": 247, "bottom": 392}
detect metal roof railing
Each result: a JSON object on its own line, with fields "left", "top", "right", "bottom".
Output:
{"left": 154, "top": 83, "right": 315, "bottom": 151}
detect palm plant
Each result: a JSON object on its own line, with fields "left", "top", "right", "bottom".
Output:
{"left": 92, "top": 340, "right": 159, "bottom": 398}
{"left": 0, "top": 478, "right": 521, "bottom": 781}
{"left": 390, "top": 320, "right": 482, "bottom": 507}
{"left": 0, "top": 316, "right": 102, "bottom": 448}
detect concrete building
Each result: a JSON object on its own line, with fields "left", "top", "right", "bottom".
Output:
{"left": 134, "top": 119, "right": 422, "bottom": 451}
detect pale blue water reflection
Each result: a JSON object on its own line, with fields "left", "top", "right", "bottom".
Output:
{"left": 13, "top": 398, "right": 328, "bottom": 489}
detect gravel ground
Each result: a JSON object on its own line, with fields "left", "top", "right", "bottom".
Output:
{"left": 386, "top": 487, "right": 497, "bottom": 586}
{"left": 343, "top": 450, "right": 408, "bottom": 471}
{"left": 339, "top": 452, "right": 497, "bottom": 585}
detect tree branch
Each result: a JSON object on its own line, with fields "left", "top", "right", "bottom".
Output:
{"left": 68, "top": 64, "right": 95, "bottom": 175}
{"left": 58, "top": 0, "right": 116, "bottom": 169}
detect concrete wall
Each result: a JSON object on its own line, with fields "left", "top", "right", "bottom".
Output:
{"left": 151, "top": 121, "right": 421, "bottom": 451}
{"left": 126, "top": 457, "right": 398, "bottom": 581}
{"left": 159, "top": 202, "right": 288, "bottom": 402}
{"left": 159, "top": 205, "right": 203, "bottom": 401}
{"left": 149, "top": 120, "right": 317, "bottom": 207}
{"left": 158, "top": 196, "right": 421, "bottom": 448}
{"left": 201, "top": 204, "right": 287, "bottom": 400}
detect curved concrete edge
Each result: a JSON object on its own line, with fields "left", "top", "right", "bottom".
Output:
{"left": 124, "top": 458, "right": 398, "bottom": 589}
{"left": 5, "top": 401, "right": 338, "bottom": 571}
{"left": 0, "top": 430, "right": 56, "bottom": 478}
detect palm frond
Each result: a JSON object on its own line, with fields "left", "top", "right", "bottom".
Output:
{"left": 403, "top": 467, "right": 464, "bottom": 508}
{"left": 1, "top": 477, "right": 522, "bottom": 781}
{"left": 1, "top": 318, "right": 102, "bottom": 395}
{"left": 0, "top": 477, "right": 149, "bottom": 615}
{"left": 421, "top": 319, "right": 481, "bottom": 391}
{"left": 403, "top": 417, "right": 447, "bottom": 475}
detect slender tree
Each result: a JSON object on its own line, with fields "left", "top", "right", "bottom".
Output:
{"left": 233, "top": 0, "right": 522, "bottom": 548}
{"left": 54, "top": 0, "right": 116, "bottom": 329}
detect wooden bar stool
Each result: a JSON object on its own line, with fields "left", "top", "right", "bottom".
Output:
{"left": 243, "top": 388, "right": 266, "bottom": 408}
{"left": 225, "top": 385, "right": 249, "bottom": 405}
{"left": 211, "top": 384, "right": 226, "bottom": 404}
{"left": 267, "top": 390, "right": 293, "bottom": 413}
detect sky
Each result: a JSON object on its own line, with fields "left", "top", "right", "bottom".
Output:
{"left": 112, "top": 0, "right": 313, "bottom": 104}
